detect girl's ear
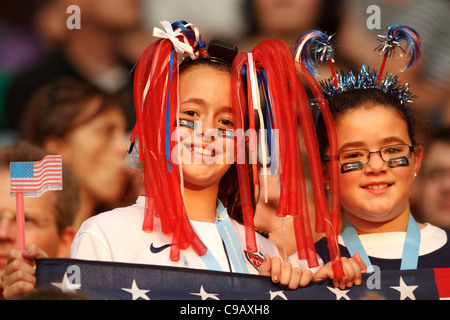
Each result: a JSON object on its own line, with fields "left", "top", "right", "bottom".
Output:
{"left": 413, "top": 144, "right": 424, "bottom": 177}
{"left": 56, "top": 226, "right": 76, "bottom": 258}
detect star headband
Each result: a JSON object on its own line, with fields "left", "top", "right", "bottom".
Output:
{"left": 294, "top": 24, "right": 422, "bottom": 108}
{"left": 321, "top": 65, "right": 417, "bottom": 107}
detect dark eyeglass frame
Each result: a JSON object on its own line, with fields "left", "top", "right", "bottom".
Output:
{"left": 322, "top": 144, "right": 415, "bottom": 165}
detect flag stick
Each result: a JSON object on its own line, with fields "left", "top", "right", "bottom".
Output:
{"left": 16, "top": 191, "right": 26, "bottom": 250}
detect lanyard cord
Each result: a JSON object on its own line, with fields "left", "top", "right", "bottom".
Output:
{"left": 341, "top": 213, "right": 421, "bottom": 272}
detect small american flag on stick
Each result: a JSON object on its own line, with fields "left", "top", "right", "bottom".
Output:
{"left": 10, "top": 155, "right": 63, "bottom": 250}
{"left": 10, "top": 155, "right": 63, "bottom": 197}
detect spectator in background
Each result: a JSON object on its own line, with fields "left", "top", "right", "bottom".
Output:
{"left": 18, "top": 78, "right": 131, "bottom": 231}
{"left": 239, "top": 0, "right": 344, "bottom": 52}
{"left": 0, "top": 142, "right": 78, "bottom": 299}
{"left": 3, "top": 0, "right": 141, "bottom": 131}
{"left": 0, "top": 0, "right": 61, "bottom": 134}
{"left": 141, "top": 0, "right": 247, "bottom": 42}
{"left": 411, "top": 127, "right": 450, "bottom": 229}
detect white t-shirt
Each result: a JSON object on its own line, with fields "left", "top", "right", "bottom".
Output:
{"left": 71, "top": 197, "right": 280, "bottom": 275}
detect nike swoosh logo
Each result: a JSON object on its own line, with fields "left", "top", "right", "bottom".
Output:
{"left": 150, "top": 243, "right": 171, "bottom": 254}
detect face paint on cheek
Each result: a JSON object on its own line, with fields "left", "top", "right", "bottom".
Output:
{"left": 341, "top": 161, "right": 364, "bottom": 174}
{"left": 388, "top": 156, "right": 409, "bottom": 168}
{"left": 178, "top": 118, "right": 198, "bottom": 130}
{"left": 218, "top": 128, "right": 234, "bottom": 140}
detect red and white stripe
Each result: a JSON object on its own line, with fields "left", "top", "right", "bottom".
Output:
{"left": 10, "top": 155, "right": 62, "bottom": 194}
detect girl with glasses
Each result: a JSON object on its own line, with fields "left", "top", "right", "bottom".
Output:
{"left": 291, "top": 26, "right": 450, "bottom": 273}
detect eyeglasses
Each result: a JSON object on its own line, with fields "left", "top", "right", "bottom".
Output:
{"left": 323, "top": 144, "right": 415, "bottom": 173}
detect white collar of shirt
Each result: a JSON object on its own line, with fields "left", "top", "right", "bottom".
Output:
{"left": 338, "top": 223, "right": 447, "bottom": 259}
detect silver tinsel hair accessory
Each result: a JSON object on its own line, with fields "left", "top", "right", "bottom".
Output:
{"left": 320, "top": 65, "right": 417, "bottom": 106}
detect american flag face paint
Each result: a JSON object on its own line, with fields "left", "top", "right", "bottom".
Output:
{"left": 341, "top": 161, "right": 364, "bottom": 174}
{"left": 217, "top": 128, "right": 234, "bottom": 140}
{"left": 388, "top": 156, "right": 410, "bottom": 168}
{"left": 340, "top": 156, "right": 410, "bottom": 174}
{"left": 178, "top": 118, "right": 198, "bottom": 130}
{"left": 178, "top": 118, "right": 234, "bottom": 140}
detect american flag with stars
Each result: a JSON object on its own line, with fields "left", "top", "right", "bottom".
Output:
{"left": 36, "top": 258, "right": 450, "bottom": 300}
{"left": 10, "top": 155, "right": 63, "bottom": 197}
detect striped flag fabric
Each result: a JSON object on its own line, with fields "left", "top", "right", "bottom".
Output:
{"left": 10, "top": 155, "right": 63, "bottom": 197}
{"left": 35, "top": 258, "right": 450, "bottom": 301}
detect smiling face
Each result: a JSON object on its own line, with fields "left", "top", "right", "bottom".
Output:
{"left": 333, "top": 105, "right": 423, "bottom": 231}
{"left": 177, "top": 65, "right": 235, "bottom": 191}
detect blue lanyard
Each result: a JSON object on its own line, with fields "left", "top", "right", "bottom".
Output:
{"left": 341, "top": 213, "right": 421, "bottom": 272}
{"left": 191, "top": 200, "right": 250, "bottom": 274}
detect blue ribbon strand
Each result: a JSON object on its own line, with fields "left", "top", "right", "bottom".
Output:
{"left": 165, "top": 49, "right": 175, "bottom": 172}
{"left": 259, "top": 68, "right": 277, "bottom": 175}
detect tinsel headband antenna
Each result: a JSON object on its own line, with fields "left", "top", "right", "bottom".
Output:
{"left": 294, "top": 31, "right": 337, "bottom": 87}
{"left": 375, "top": 24, "right": 422, "bottom": 85}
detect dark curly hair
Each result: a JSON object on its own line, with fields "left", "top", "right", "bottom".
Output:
{"left": 316, "top": 88, "right": 420, "bottom": 158}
